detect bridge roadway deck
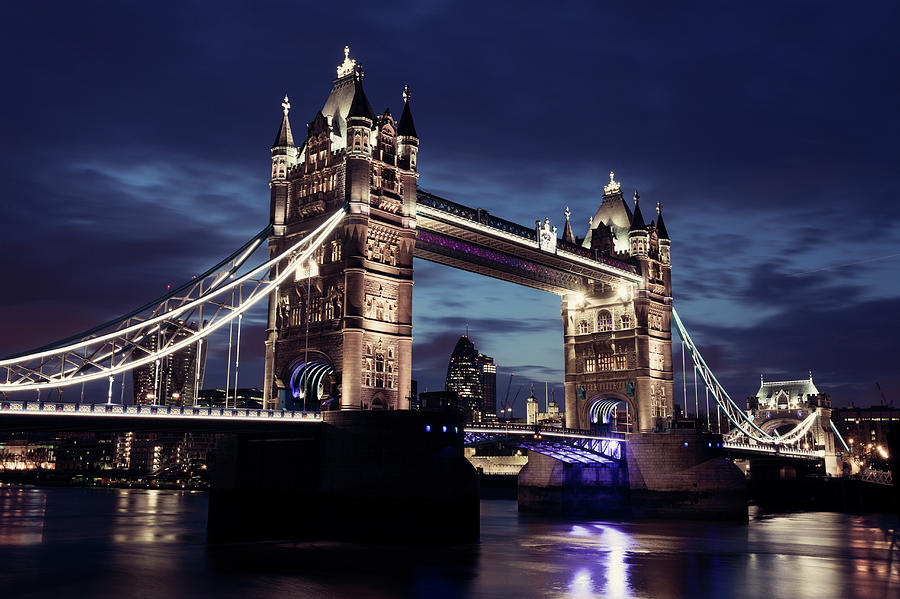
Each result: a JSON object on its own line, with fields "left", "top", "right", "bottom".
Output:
{"left": 0, "top": 402, "right": 826, "bottom": 464}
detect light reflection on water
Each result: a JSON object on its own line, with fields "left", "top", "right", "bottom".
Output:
{"left": 0, "top": 484, "right": 897, "bottom": 598}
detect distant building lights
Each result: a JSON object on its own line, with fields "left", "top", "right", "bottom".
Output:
{"left": 442, "top": 425, "right": 447, "bottom": 433}
{"left": 684, "top": 442, "right": 689, "bottom": 447}
{"left": 425, "top": 425, "right": 431, "bottom": 432}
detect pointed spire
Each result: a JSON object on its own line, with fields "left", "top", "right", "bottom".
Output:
{"left": 562, "top": 206, "right": 576, "bottom": 244}
{"left": 273, "top": 93, "right": 294, "bottom": 147}
{"left": 630, "top": 190, "right": 646, "bottom": 231}
{"left": 347, "top": 67, "right": 375, "bottom": 121}
{"left": 656, "top": 201, "right": 670, "bottom": 240}
{"left": 398, "top": 84, "right": 418, "bottom": 138}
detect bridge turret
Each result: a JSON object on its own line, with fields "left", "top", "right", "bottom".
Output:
{"left": 270, "top": 94, "right": 298, "bottom": 233}
{"left": 397, "top": 85, "right": 420, "bottom": 220}
{"left": 346, "top": 68, "right": 375, "bottom": 153}
{"left": 346, "top": 67, "right": 375, "bottom": 206}
{"left": 397, "top": 85, "right": 419, "bottom": 172}
{"left": 628, "top": 191, "right": 649, "bottom": 257}
{"left": 656, "top": 202, "right": 671, "bottom": 266}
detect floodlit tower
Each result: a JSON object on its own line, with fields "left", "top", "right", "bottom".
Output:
{"left": 263, "top": 47, "right": 418, "bottom": 411}
{"left": 526, "top": 385, "right": 539, "bottom": 425}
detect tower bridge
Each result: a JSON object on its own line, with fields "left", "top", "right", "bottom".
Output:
{"left": 0, "top": 47, "right": 849, "bottom": 537}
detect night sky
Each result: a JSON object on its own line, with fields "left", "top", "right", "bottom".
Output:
{"left": 1, "top": 2, "right": 898, "bottom": 413}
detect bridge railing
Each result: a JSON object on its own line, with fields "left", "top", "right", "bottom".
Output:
{"left": 0, "top": 401, "right": 322, "bottom": 421}
{"left": 464, "top": 421, "right": 626, "bottom": 441}
{"left": 723, "top": 441, "right": 824, "bottom": 458}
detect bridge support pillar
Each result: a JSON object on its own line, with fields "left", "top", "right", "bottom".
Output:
{"left": 518, "top": 432, "right": 747, "bottom": 519}
{"left": 814, "top": 407, "right": 840, "bottom": 476}
{"left": 208, "top": 410, "right": 479, "bottom": 544}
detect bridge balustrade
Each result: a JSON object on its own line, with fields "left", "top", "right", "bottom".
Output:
{"left": 0, "top": 401, "right": 323, "bottom": 422}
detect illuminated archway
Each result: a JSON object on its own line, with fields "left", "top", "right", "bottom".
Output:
{"left": 586, "top": 393, "right": 634, "bottom": 433}
{"left": 286, "top": 355, "right": 335, "bottom": 410}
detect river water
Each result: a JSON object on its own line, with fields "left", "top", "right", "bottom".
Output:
{"left": 0, "top": 484, "right": 898, "bottom": 598}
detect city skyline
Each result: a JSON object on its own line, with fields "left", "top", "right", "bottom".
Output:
{"left": 1, "top": 3, "right": 898, "bottom": 412}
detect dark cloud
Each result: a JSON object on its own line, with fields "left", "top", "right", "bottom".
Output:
{"left": 1, "top": 2, "right": 897, "bottom": 408}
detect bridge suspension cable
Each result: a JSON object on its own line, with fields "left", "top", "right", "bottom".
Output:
{"left": 671, "top": 308, "right": 820, "bottom": 447}
{"left": 0, "top": 208, "right": 346, "bottom": 393}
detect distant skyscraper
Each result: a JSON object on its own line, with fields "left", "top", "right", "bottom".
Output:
{"left": 477, "top": 353, "right": 497, "bottom": 419}
{"left": 445, "top": 335, "right": 482, "bottom": 420}
{"left": 133, "top": 321, "right": 207, "bottom": 406}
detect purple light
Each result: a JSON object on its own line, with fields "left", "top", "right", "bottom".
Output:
{"left": 684, "top": 442, "right": 689, "bottom": 447}
{"left": 425, "top": 425, "right": 431, "bottom": 432}
{"left": 442, "top": 425, "right": 447, "bottom": 432}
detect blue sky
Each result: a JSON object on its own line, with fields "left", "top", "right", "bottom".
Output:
{"left": 1, "top": 2, "right": 898, "bottom": 411}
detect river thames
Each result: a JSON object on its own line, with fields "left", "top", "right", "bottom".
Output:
{"left": 0, "top": 484, "right": 897, "bottom": 598}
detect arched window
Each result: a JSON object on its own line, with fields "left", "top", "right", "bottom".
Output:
{"left": 598, "top": 310, "right": 613, "bottom": 332}
{"left": 578, "top": 320, "right": 590, "bottom": 335}
{"left": 363, "top": 356, "right": 373, "bottom": 387}
{"left": 620, "top": 314, "right": 632, "bottom": 330}
{"left": 375, "top": 352, "right": 385, "bottom": 388}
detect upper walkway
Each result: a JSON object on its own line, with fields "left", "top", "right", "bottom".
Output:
{"left": 414, "top": 190, "right": 641, "bottom": 294}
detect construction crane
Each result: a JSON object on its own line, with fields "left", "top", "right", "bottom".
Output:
{"left": 499, "top": 373, "right": 514, "bottom": 419}
{"left": 876, "top": 382, "right": 892, "bottom": 407}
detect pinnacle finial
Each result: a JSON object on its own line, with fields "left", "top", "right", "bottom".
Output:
{"left": 657, "top": 201, "right": 661, "bottom": 214}
{"left": 633, "top": 190, "right": 640, "bottom": 204}
{"left": 809, "top": 370, "right": 813, "bottom": 381}
{"left": 403, "top": 84, "right": 410, "bottom": 103}
{"left": 565, "top": 206, "right": 571, "bottom": 220}
{"left": 337, "top": 45, "right": 357, "bottom": 78}
{"left": 604, "top": 170, "right": 621, "bottom": 195}
{"left": 761, "top": 373, "right": 764, "bottom": 384}
{"left": 281, "top": 94, "right": 290, "bottom": 116}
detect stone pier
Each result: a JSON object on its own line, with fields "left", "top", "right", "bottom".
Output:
{"left": 518, "top": 431, "right": 747, "bottom": 520}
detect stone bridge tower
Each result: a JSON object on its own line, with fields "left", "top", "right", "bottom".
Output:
{"left": 263, "top": 48, "right": 418, "bottom": 411}
{"left": 562, "top": 173, "right": 674, "bottom": 433}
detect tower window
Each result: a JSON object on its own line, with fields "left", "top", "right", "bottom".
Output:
{"left": 599, "top": 353, "right": 614, "bottom": 371}
{"left": 598, "top": 311, "right": 613, "bottom": 332}
{"left": 620, "top": 314, "right": 632, "bottom": 329}
{"left": 578, "top": 320, "right": 590, "bottom": 335}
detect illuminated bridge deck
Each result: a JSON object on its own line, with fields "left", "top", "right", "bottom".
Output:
{"left": 0, "top": 401, "right": 322, "bottom": 433}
